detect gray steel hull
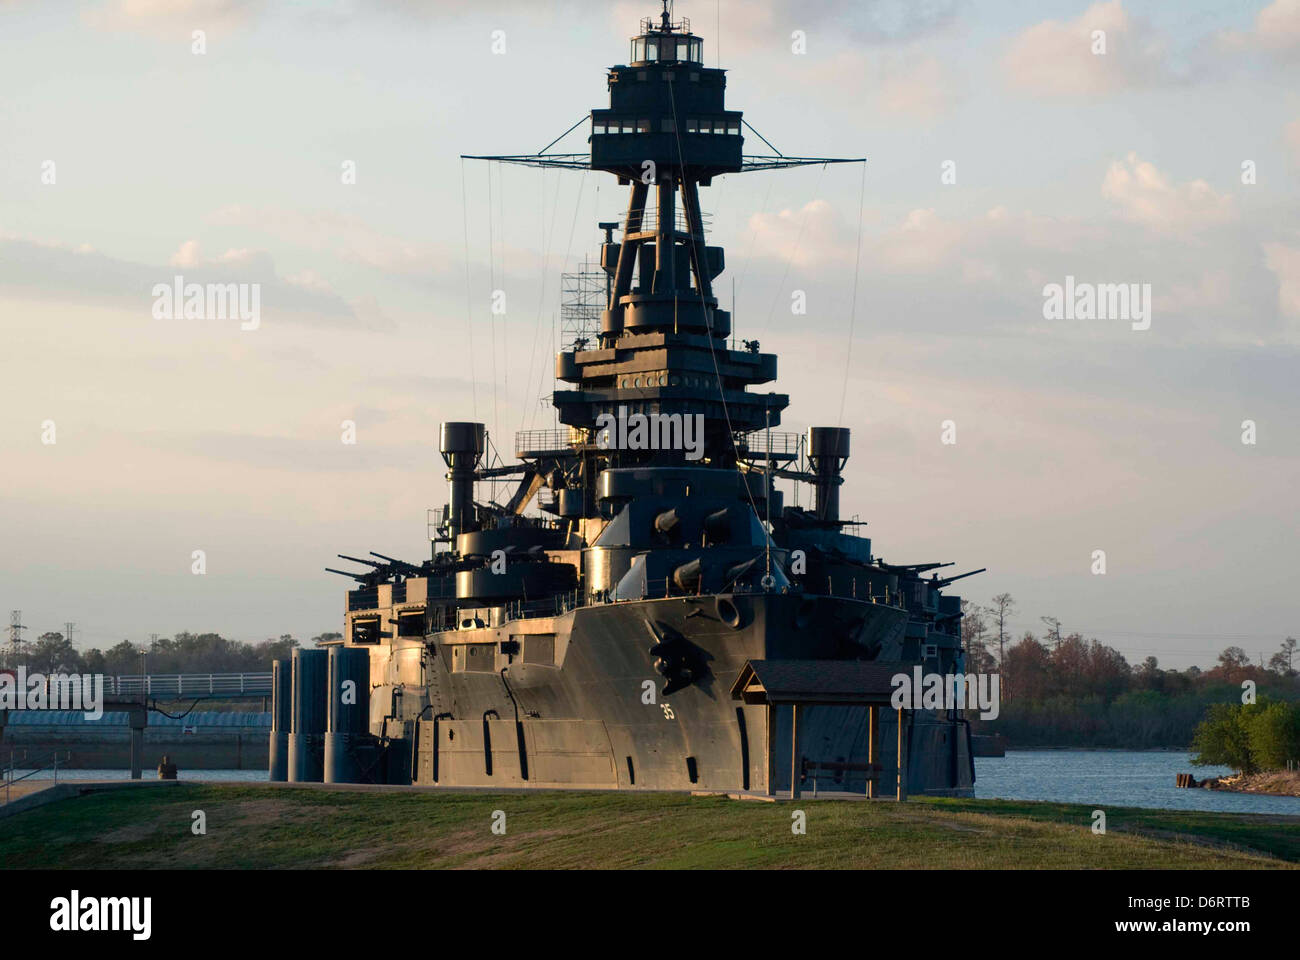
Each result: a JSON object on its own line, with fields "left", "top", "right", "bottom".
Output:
{"left": 386, "top": 592, "right": 973, "bottom": 796}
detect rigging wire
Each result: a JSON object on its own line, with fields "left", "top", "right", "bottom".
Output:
{"left": 759, "top": 160, "right": 829, "bottom": 338}
{"left": 837, "top": 160, "right": 867, "bottom": 429}
{"left": 497, "top": 162, "right": 508, "bottom": 441}
{"left": 459, "top": 158, "right": 478, "bottom": 416}
{"left": 519, "top": 163, "right": 577, "bottom": 434}
{"left": 486, "top": 164, "right": 500, "bottom": 441}
{"left": 666, "top": 78, "right": 765, "bottom": 535}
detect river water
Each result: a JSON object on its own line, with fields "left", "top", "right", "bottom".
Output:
{"left": 975, "top": 750, "right": 1300, "bottom": 815}
{"left": 10, "top": 752, "right": 1300, "bottom": 815}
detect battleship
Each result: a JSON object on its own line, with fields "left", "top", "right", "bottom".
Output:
{"left": 276, "top": 3, "right": 984, "bottom": 797}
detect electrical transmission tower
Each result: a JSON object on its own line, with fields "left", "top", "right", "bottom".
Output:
{"left": 8, "top": 610, "right": 27, "bottom": 651}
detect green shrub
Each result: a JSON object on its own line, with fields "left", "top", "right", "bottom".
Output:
{"left": 1191, "top": 702, "right": 1257, "bottom": 773}
{"left": 1246, "top": 701, "right": 1300, "bottom": 771}
{"left": 1191, "top": 699, "right": 1300, "bottom": 774}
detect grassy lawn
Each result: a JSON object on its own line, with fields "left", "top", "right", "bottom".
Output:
{"left": 1, "top": 784, "right": 1297, "bottom": 869}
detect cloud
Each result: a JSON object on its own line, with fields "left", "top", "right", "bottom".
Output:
{"left": 1218, "top": 0, "right": 1300, "bottom": 63}
{"left": 0, "top": 229, "right": 365, "bottom": 328}
{"left": 85, "top": 0, "right": 265, "bottom": 36}
{"left": 206, "top": 204, "right": 460, "bottom": 283}
{"left": 1262, "top": 241, "right": 1300, "bottom": 322}
{"left": 1002, "top": 0, "right": 1178, "bottom": 96}
{"left": 1100, "top": 153, "right": 1235, "bottom": 230}
{"left": 729, "top": 151, "right": 1296, "bottom": 347}
{"left": 1286, "top": 118, "right": 1300, "bottom": 167}
{"left": 169, "top": 239, "right": 202, "bottom": 268}
{"left": 875, "top": 53, "right": 957, "bottom": 119}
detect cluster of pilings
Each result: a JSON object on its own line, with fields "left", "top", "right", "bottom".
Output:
{"left": 268, "top": 647, "right": 370, "bottom": 784}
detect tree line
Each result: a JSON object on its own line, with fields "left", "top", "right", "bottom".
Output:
{"left": 0, "top": 631, "right": 343, "bottom": 676}
{"left": 962, "top": 594, "right": 1298, "bottom": 748}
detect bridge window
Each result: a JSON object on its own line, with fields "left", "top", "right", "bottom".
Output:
{"left": 396, "top": 611, "right": 426, "bottom": 637}
{"left": 351, "top": 617, "right": 380, "bottom": 645}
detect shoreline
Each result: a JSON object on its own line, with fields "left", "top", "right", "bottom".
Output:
{"left": 1191, "top": 771, "right": 1300, "bottom": 798}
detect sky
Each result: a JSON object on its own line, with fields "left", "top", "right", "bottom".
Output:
{"left": 1, "top": 0, "right": 1297, "bottom": 669}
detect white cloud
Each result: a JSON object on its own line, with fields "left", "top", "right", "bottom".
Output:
{"left": 875, "top": 54, "right": 955, "bottom": 120}
{"left": 1002, "top": 0, "right": 1175, "bottom": 96}
{"left": 1286, "top": 118, "right": 1300, "bottom": 167}
{"left": 169, "top": 239, "right": 201, "bottom": 267}
{"left": 1101, "top": 153, "right": 1234, "bottom": 230}
{"left": 0, "top": 229, "right": 361, "bottom": 327}
{"left": 1218, "top": 0, "right": 1300, "bottom": 63}
{"left": 1262, "top": 241, "right": 1300, "bottom": 323}
{"left": 85, "top": 0, "right": 264, "bottom": 36}
{"left": 207, "top": 204, "right": 459, "bottom": 281}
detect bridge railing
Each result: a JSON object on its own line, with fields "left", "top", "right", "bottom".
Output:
{"left": 105, "top": 673, "right": 273, "bottom": 697}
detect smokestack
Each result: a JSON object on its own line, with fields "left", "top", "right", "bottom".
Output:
{"left": 441, "top": 422, "right": 485, "bottom": 540}
{"left": 807, "top": 426, "right": 850, "bottom": 522}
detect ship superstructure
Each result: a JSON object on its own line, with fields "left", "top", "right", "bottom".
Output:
{"left": 297, "top": 4, "right": 982, "bottom": 796}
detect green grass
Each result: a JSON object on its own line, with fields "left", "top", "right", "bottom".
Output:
{"left": 1, "top": 785, "right": 1297, "bottom": 869}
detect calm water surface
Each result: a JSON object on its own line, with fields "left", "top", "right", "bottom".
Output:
{"left": 976, "top": 750, "right": 1300, "bottom": 815}
{"left": 11, "top": 753, "right": 1300, "bottom": 815}
{"left": 10, "top": 768, "right": 268, "bottom": 783}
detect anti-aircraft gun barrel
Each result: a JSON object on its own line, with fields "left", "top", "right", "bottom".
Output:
{"left": 880, "top": 561, "right": 954, "bottom": 575}
{"left": 369, "top": 551, "right": 424, "bottom": 577}
{"left": 933, "top": 567, "right": 987, "bottom": 588}
{"left": 325, "top": 567, "right": 369, "bottom": 581}
{"left": 337, "top": 553, "right": 384, "bottom": 568}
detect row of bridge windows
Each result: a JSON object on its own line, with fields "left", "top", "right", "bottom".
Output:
{"left": 618, "top": 372, "right": 719, "bottom": 390}
{"left": 592, "top": 118, "right": 740, "bottom": 136}
{"left": 631, "top": 35, "right": 703, "bottom": 64}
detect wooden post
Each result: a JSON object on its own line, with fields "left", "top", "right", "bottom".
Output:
{"left": 765, "top": 703, "right": 776, "bottom": 796}
{"left": 790, "top": 703, "right": 801, "bottom": 800}
{"left": 866, "top": 705, "right": 878, "bottom": 799}
{"left": 896, "top": 707, "right": 908, "bottom": 802}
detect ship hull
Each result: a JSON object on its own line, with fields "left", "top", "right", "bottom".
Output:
{"left": 376, "top": 592, "right": 973, "bottom": 796}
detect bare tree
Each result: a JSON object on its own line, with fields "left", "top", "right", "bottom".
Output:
{"left": 1267, "top": 637, "right": 1296, "bottom": 677}
{"left": 962, "top": 602, "right": 994, "bottom": 672}
{"left": 990, "top": 593, "right": 1015, "bottom": 667}
{"left": 1040, "top": 616, "right": 1063, "bottom": 652}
